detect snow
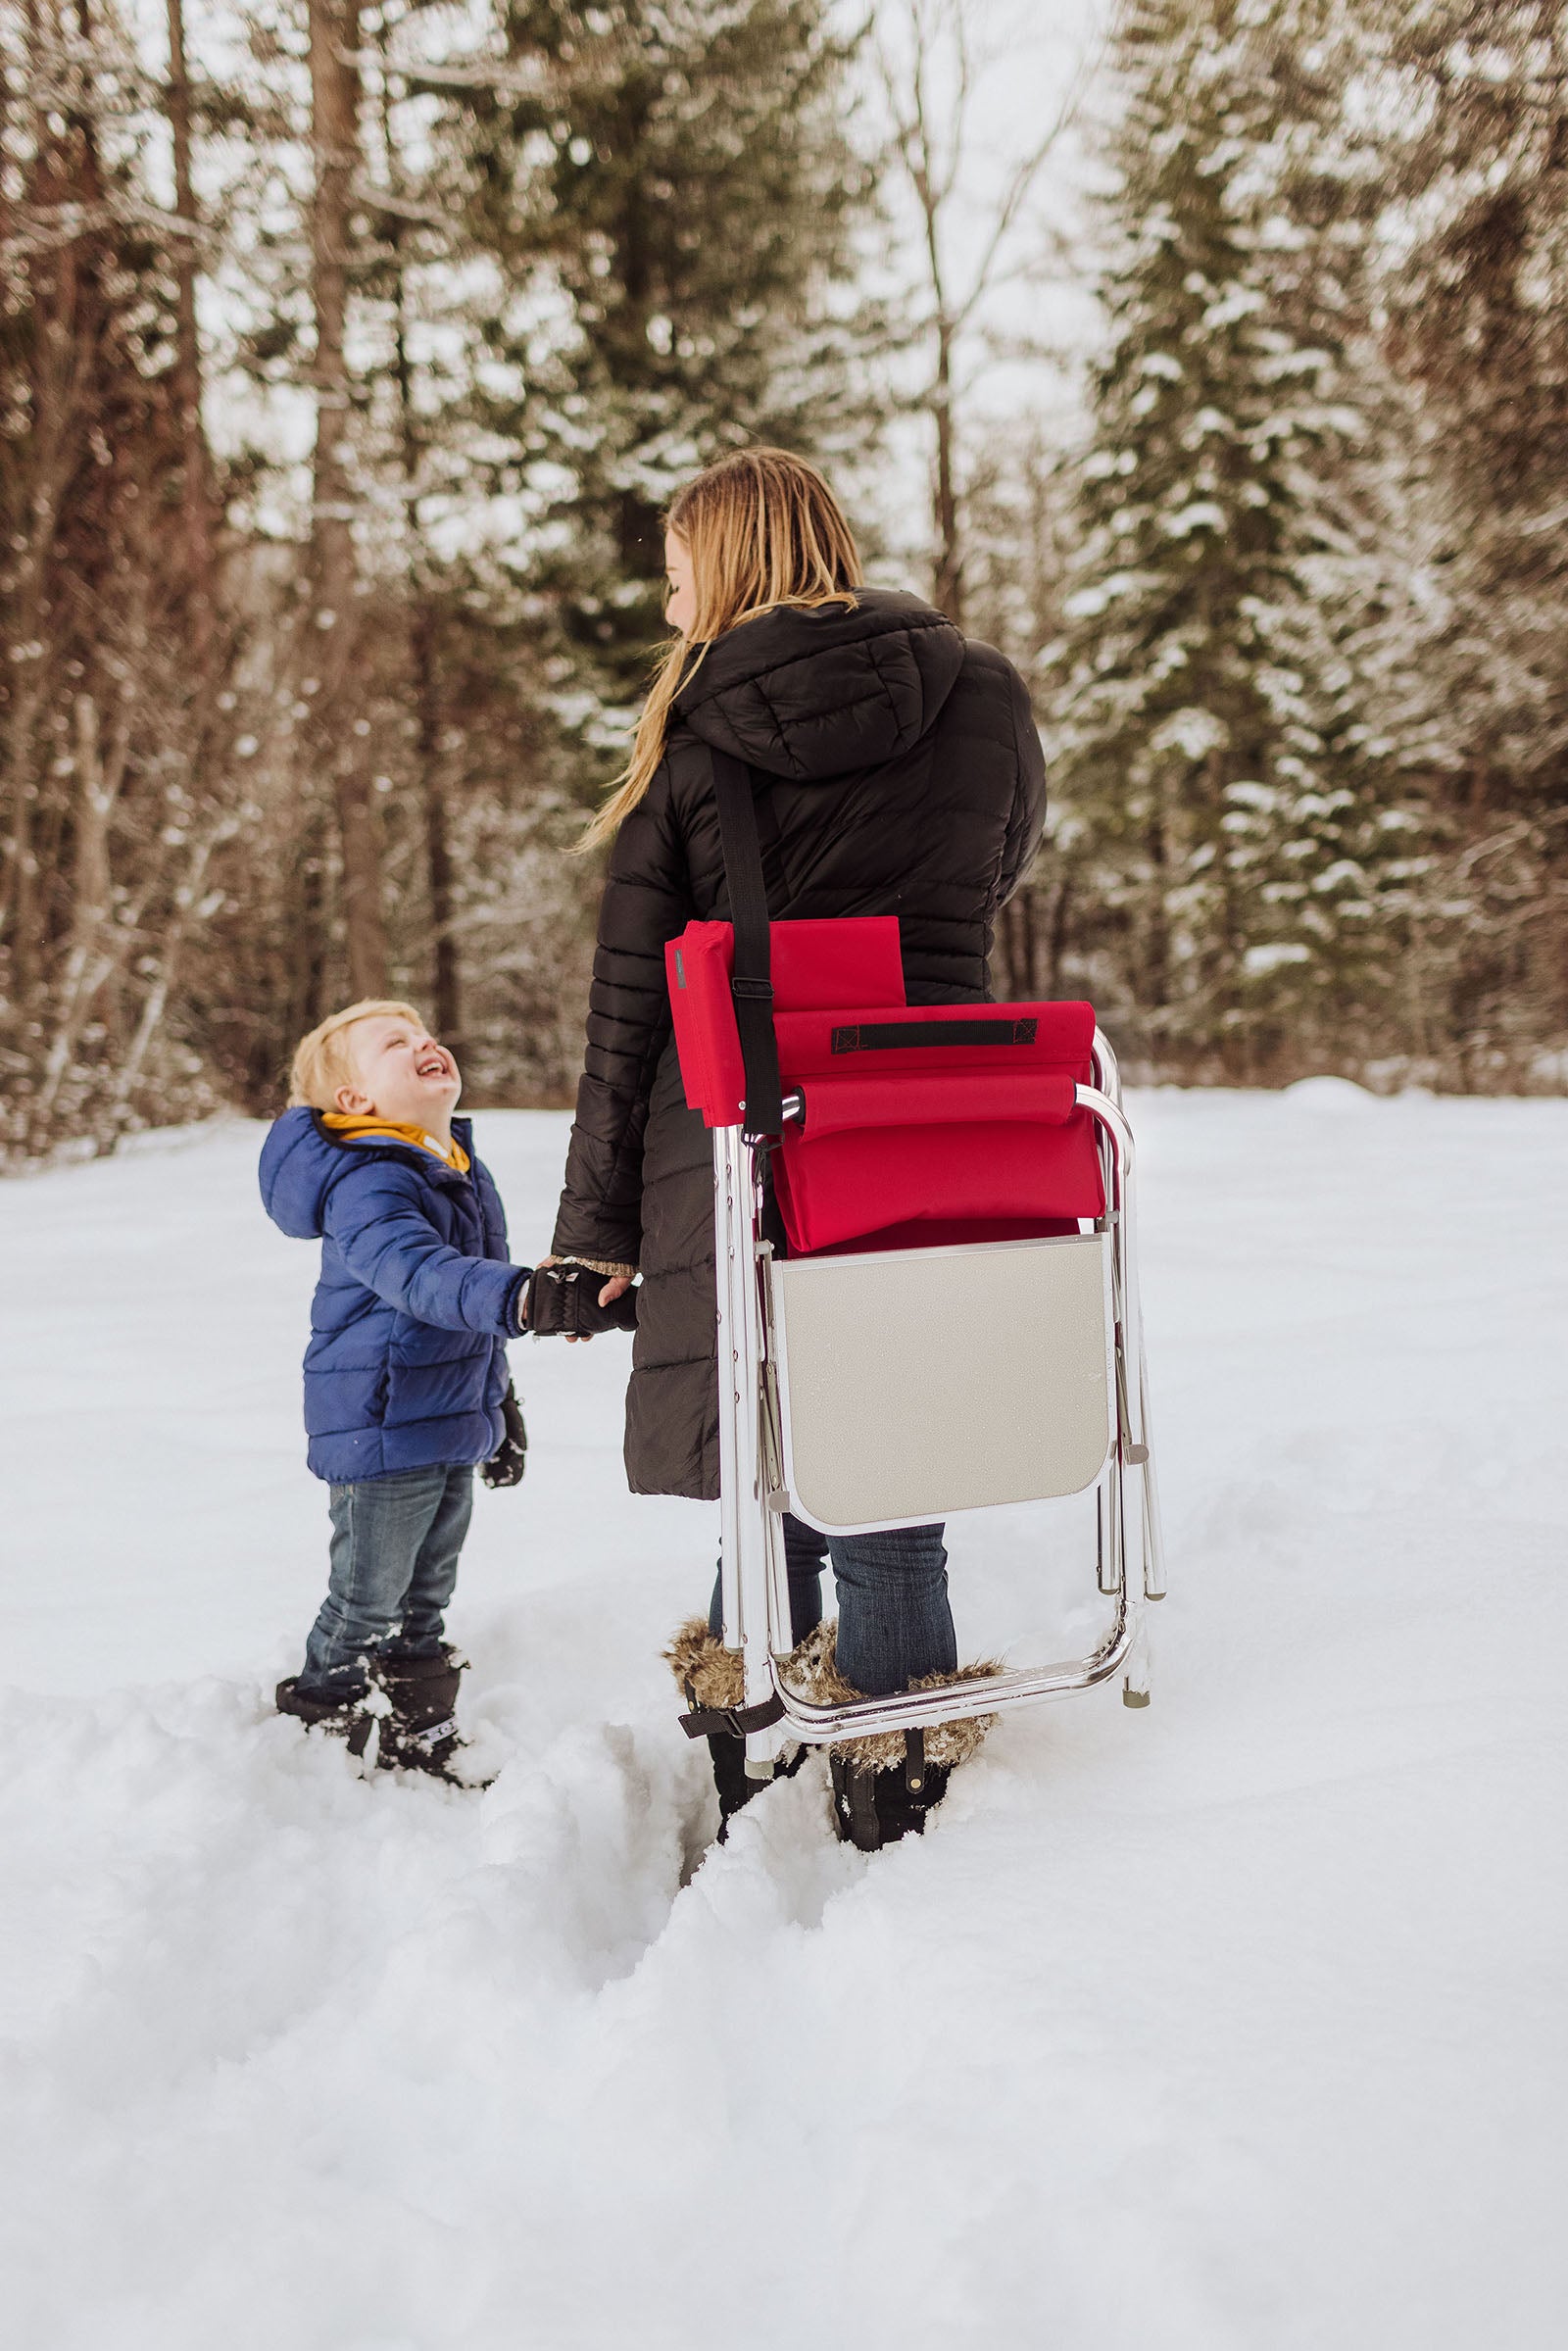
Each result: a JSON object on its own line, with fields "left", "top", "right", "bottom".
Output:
{"left": 2, "top": 1096, "right": 1565, "bottom": 2350}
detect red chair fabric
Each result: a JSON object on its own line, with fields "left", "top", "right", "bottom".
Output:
{"left": 798, "top": 1068, "right": 1077, "bottom": 1138}
{"left": 664, "top": 918, "right": 1104, "bottom": 1255}
{"left": 665, "top": 918, "right": 904, "bottom": 1128}
{"left": 772, "top": 998, "right": 1102, "bottom": 1252}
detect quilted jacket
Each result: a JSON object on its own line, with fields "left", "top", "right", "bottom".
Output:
{"left": 551, "top": 587, "right": 1048, "bottom": 1500}
{"left": 259, "top": 1110, "right": 525, "bottom": 1483}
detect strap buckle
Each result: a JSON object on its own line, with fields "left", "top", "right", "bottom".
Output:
{"left": 678, "top": 1680, "right": 787, "bottom": 1740}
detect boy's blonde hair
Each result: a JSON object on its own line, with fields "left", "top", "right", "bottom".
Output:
{"left": 288, "top": 1000, "right": 428, "bottom": 1111}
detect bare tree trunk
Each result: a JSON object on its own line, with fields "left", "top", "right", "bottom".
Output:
{"left": 1043, "top": 870, "right": 1073, "bottom": 1002}
{"left": 164, "top": 0, "right": 215, "bottom": 671}
{"left": 287, "top": 813, "right": 329, "bottom": 1047}
{"left": 307, "top": 0, "right": 386, "bottom": 1000}
{"left": 931, "top": 316, "right": 962, "bottom": 624}
{"left": 413, "top": 605, "right": 461, "bottom": 1042}
{"left": 881, "top": 0, "right": 1079, "bottom": 632}
{"left": 33, "top": 692, "right": 126, "bottom": 1126}
{"left": 379, "top": 43, "right": 461, "bottom": 1045}
{"left": 1144, "top": 797, "right": 1170, "bottom": 1046}
{"left": 3, "top": 7, "right": 71, "bottom": 999}
{"left": 999, "top": 880, "right": 1037, "bottom": 999}
{"left": 111, "top": 818, "right": 231, "bottom": 1126}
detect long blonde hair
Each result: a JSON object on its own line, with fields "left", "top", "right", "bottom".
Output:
{"left": 577, "top": 447, "right": 862, "bottom": 852}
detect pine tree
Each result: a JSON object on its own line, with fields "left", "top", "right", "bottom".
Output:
{"left": 1047, "top": 0, "right": 1396, "bottom": 1078}
{"left": 1357, "top": 0, "right": 1568, "bottom": 1084}
{"left": 467, "top": 0, "right": 877, "bottom": 725}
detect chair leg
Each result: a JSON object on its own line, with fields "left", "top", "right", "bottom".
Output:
{"left": 1122, "top": 1615, "right": 1152, "bottom": 1708}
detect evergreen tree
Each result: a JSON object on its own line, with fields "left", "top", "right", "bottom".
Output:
{"left": 1047, "top": 0, "right": 1396, "bottom": 1077}
{"left": 467, "top": 0, "right": 877, "bottom": 725}
{"left": 1357, "top": 0, "right": 1568, "bottom": 1083}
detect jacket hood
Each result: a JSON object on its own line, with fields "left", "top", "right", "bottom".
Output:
{"left": 259, "top": 1108, "right": 474, "bottom": 1240}
{"left": 670, "top": 588, "right": 965, "bottom": 783}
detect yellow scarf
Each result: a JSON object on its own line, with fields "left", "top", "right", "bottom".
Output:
{"left": 320, "top": 1114, "right": 470, "bottom": 1174}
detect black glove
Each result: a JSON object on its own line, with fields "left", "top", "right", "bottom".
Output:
{"left": 479, "top": 1382, "right": 528, "bottom": 1489}
{"left": 525, "top": 1262, "right": 639, "bottom": 1339}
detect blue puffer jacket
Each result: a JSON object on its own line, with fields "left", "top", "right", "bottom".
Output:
{"left": 259, "top": 1110, "right": 527, "bottom": 1483}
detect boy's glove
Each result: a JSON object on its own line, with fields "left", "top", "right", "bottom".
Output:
{"left": 525, "top": 1262, "right": 639, "bottom": 1339}
{"left": 480, "top": 1383, "right": 528, "bottom": 1489}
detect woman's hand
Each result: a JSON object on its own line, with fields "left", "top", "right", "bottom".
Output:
{"left": 573, "top": 1271, "right": 634, "bottom": 1341}
{"left": 573, "top": 1270, "right": 635, "bottom": 1341}
{"left": 538, "top": 1255, "right": 635, "bottom": 1343}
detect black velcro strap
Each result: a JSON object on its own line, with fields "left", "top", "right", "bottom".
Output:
{"left": 831, "top": 1018, "right": 1039, "bottom": 1053}
{"left": 710, "top": 747, "right": 784, "bottom": 1141}
{"left": 678, "top": 1690, "right": 788, "bottom": 1740}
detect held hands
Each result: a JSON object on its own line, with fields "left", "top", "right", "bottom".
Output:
{"left": 526, "top": 1258, "right": 638, "bottom": 1341}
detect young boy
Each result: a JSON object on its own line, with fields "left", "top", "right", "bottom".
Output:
{"left": 260, "top": 999, "right": 533, "bottom": 1780}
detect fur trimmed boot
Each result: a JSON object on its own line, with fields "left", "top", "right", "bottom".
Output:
{"left": 374, "top": 1645, "right": 470, "bottom": 1783}
{"left": 275, "top": 1675, "right": 379, "bottom": 1761}
{"left": 785, "top": 1620, "right": 1000, "bottom": 1852}
{"left": 667, "top": 1618, "right": 999, "bottom": 1850}
{"left": 829, "top": 1745, "right": 950, "bottom": 1850}
{"left": 665, "top": 1618, "right": 806, "bottom": 1839}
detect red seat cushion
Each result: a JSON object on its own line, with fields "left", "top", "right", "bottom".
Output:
{"left": 666, "top": 918, "right": 904, "bottom": 1127}
{"left": 663, "top": 919, "right": 1104, "bottom": 1254}
{"left": 772, "top": 1001, "right": 1103, "bottom": 1253}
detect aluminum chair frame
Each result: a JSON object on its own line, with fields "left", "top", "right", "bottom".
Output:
{"left": 712, "top": 1029, "right": 1166, "bottom": 1779}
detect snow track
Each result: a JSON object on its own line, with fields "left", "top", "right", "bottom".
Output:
{"left": 2, "top": 1097, "right": 1564, "bottom": 2348}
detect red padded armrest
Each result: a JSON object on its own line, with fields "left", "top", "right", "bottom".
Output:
{"left": 667, "top": 917, "right": 906, "bottom": 1127}
{"left": 800, "top": 1069, "right": 1076, "bottom": 1138}
{"left": 774, "top": 998, "right": 1097, "bottom": 1080}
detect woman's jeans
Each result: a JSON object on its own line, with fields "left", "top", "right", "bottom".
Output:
{"left": 300, "top": 1464, "right": 473, "bottom": 1696}
{"left": 709, "top": 1512, "right": 956, "bottom": 1697}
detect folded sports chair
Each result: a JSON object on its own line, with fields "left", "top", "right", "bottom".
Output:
{"left": 666, "top": 752, "right": 1165, "bottom": 1787}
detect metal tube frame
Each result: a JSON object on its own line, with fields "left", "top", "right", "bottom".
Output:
{"left": 711, "top": 1027, "right": 1165, "bottom": 1774}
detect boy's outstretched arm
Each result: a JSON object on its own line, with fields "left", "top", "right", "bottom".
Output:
{"left": 325, "top": 1167, "right": 529, "bottom": 1336}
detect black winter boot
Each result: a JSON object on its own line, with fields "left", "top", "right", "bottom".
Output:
{"left": 275, "top": 1676, "right": 378, "bottom": 1761}
{"left": 374, "top": 1646, "right": 470, "bottom": 1783}
{"left": 707, "top": 1733, "right": 808, "bottom": 1842}
{"left": 830, "top": 1735, "right": 952, "bottom": 1851}
{"left": 707, "top": 1732, "right": 754, "bottom": 1837}
{"left": 664, "top": 1619, "right": 812, "bottom": 1840}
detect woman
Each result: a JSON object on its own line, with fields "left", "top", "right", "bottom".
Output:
{"left": 552, "top": 448, "right": 1046, "bottom": 1845}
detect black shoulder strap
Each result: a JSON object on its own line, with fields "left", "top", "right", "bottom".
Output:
{"left": 710, "top": 746, "right": 783, "bottom": 1141}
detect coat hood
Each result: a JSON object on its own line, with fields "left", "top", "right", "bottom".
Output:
{"left": 259, "top": 1108, "right": 474, "bottom": 1240}
{"left": 670, "top": 588, "right": 965, "bottom": 784}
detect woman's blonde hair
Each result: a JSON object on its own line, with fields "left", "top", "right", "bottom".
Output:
{"left": 577, "top": 447, "right": 862, "bottom": 852}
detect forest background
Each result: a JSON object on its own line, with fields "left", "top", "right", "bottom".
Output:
{"left": 3, "top": 0, "right": 1565, "bottom": 1163}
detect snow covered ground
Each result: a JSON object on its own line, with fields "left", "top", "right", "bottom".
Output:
{"left": 2, "top": 1091, "right": 1564, "bottom": 2351}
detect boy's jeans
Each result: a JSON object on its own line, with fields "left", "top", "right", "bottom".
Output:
{"left": 300, "top": 1464, "right": 473, "bottom": 1696}
{"left": 709, "top": 1512, "right": 956, "bottom": 1697}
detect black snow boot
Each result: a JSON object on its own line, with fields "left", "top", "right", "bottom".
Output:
{"left": 666, "top": 1618, "right": 813, "bottom": 1839}
{"left": 708, "top": 1732, "right": 754, "bottom": 1837}
{"left": 830, "top": 1735, "right": 952, "bottom": 1852}
{"left": 707, "top": 1732, "right": 808, "bottom": 1842}
{"left": 373, "top": 1645, "right": 470, "bottom": 1783}
{"left": 275, "top": 1676, "right": 379, "bottom": 1761}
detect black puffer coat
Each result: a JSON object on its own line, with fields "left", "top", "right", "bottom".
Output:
{"left": 551, "top": 588, "right": 1048, "bottom": 1499}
